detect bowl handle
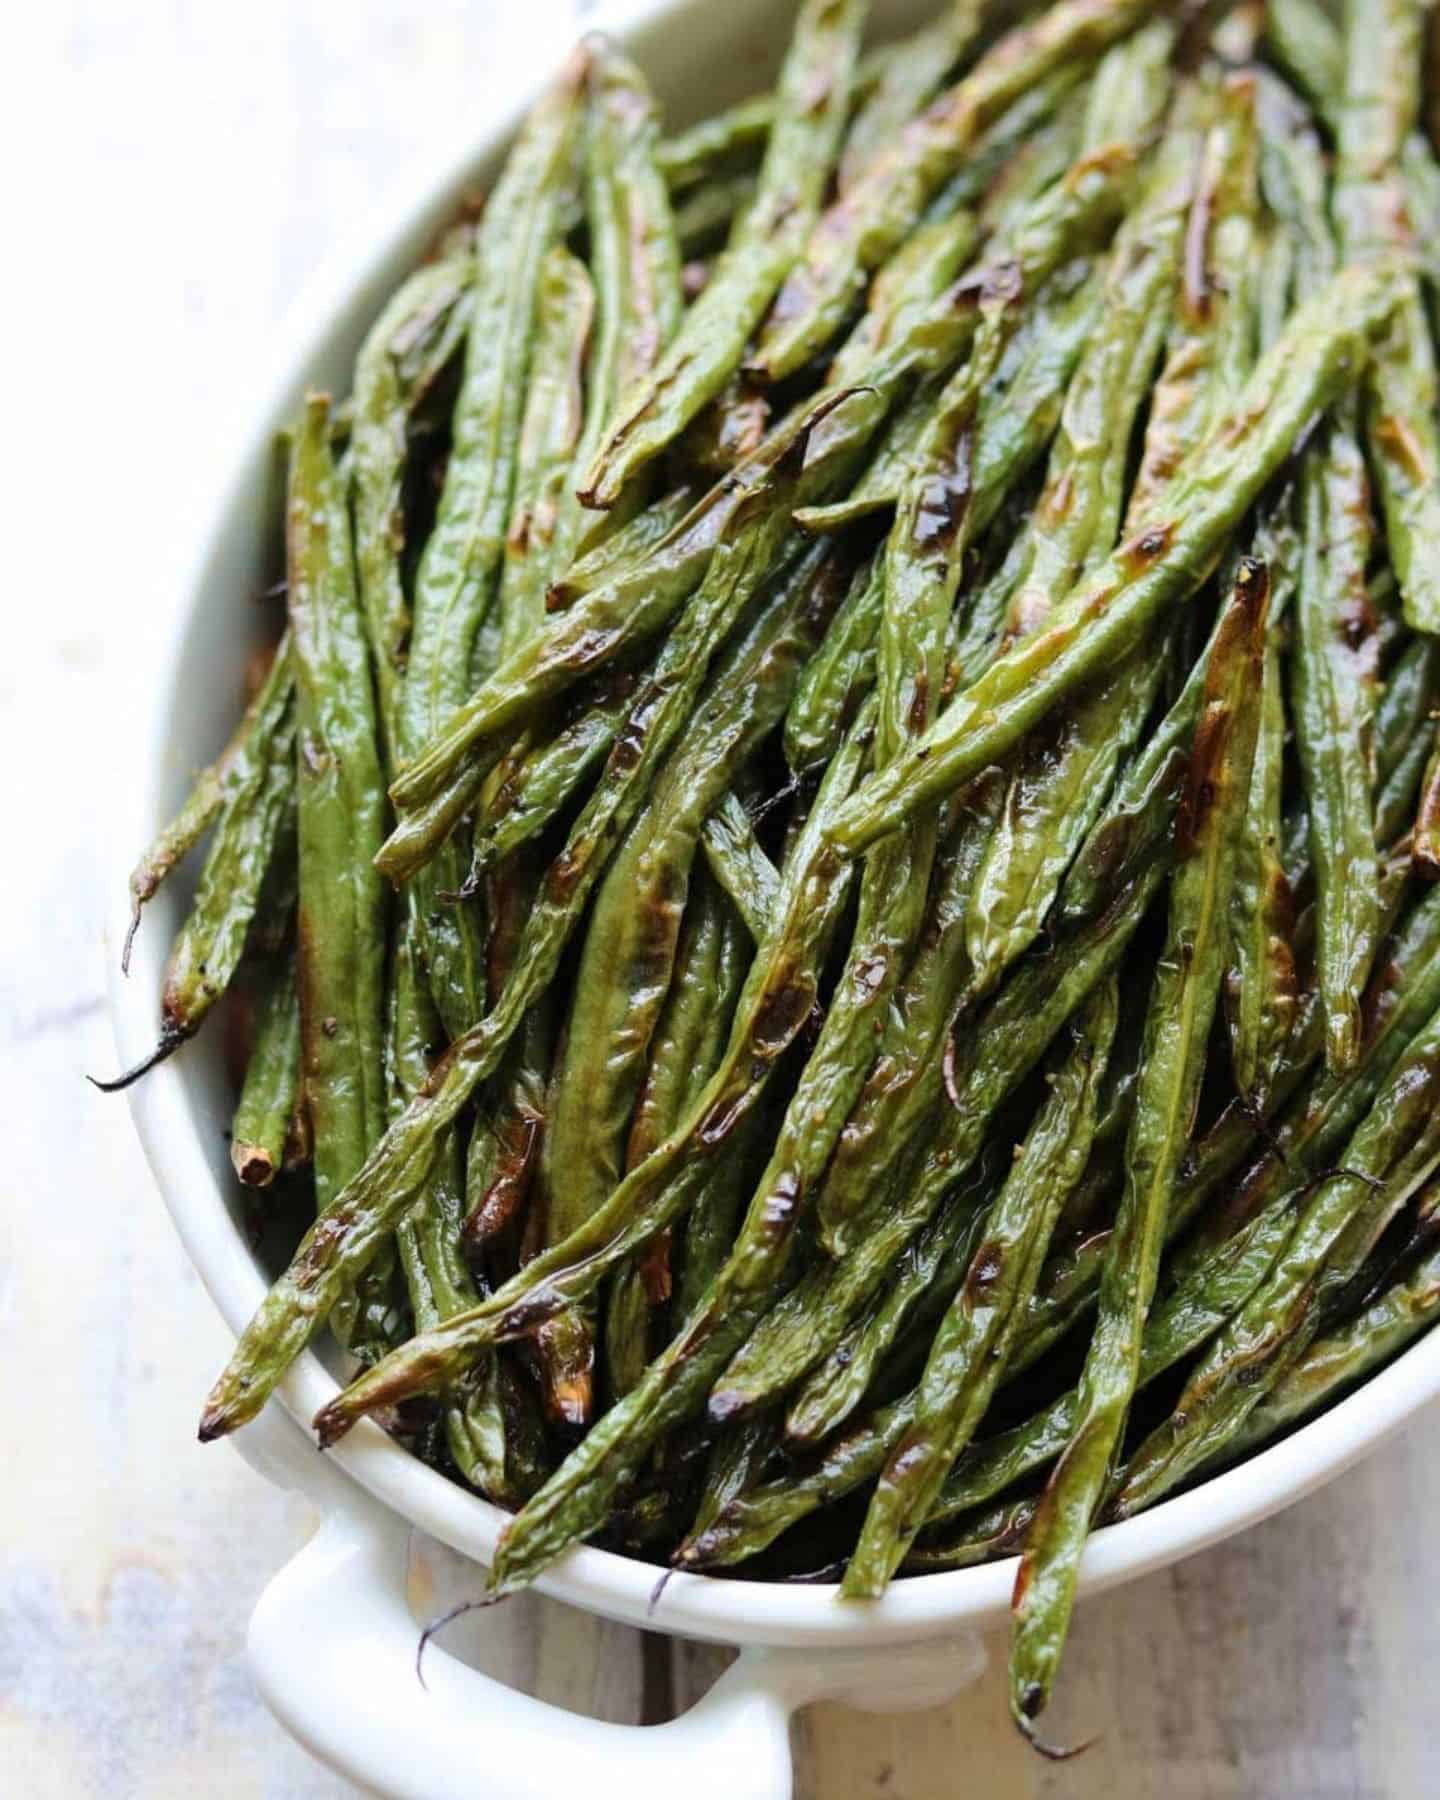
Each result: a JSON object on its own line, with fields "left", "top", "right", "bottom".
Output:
{"left": 233, "top": 1406, "right": 987, "bottom": 1800}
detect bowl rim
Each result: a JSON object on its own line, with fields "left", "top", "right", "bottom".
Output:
{"left": 107, "top": 0, "right": 1440, "bottom": 1651}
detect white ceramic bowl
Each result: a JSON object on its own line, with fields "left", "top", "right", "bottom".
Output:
{"left": 108, "top": 3, "right": 1440, "bottom": 1793}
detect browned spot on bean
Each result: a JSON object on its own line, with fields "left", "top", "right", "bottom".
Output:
{"left": 545, "top": 848, "right": 584, "bottom": 904}
{"left": 293, "top": 1210, "right": 351, "bottom": 1288}
{"left": 1373, "top": 413, "right": 1433, "bottom": 485}
{"left": 751, "top": 977, "right": 816, "bottom": 1054}
{"left": 907, "top": 669, "right": 931, "bottom": 736}
{"left": 608, "top": 706, "right": 651, "bottom": 774}
{"left": 1124, "top": 522, "right": 1173, "bottom": 570}
{"left": 698, "top": 1089, "right": 748, "bottom": 1147}
{"left": 564, "top": 627, "right": 620, "bottom": 672}
{"left": 913, "top": 450, "right": 973, "bottom": 555}
{"left": 964, "top": 1240, "right": 1005, "bottom": 1303}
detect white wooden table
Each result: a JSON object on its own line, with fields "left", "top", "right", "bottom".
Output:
{"left": 9, "top": 2, "right": 1440, "bottom": 1792}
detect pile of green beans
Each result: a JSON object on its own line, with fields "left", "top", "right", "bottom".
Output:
{"left": 107, "top": 0, "right": 1440, "bottom": 1748}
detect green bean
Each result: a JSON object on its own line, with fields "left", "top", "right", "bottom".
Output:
{"left": 121, "top": 637, "right": 296, "bottom": 978}
{"left": 678, "top": 1389, "right": 906, "bottom": 1570}
{"left": 653, "top": 42, "right": 902, "bottom": 193}
{"left": 750, "top": 0, "right": 1162, "bottom": 384}
{"left": 497, "top": 247, "right": 594, "bottom": 658}
{"left": 999, "top": 112, "right": 1198, "bottom": 643}
{"left": 230, "top": 954, "right": 302, "bottom": 1189}
{"left": 1009, "top": 558, "right": 1269, "bottom": 1740}
{"left": 624, "top": 876, "right": 734, "bottom": 1176}
{"left": 924, "top": 65, "right": 1087, "bottom": 224}
{"left": 1256, "top": 225, "right": 1296, "bottom": 355}
{"left": 535, "top": 541, "right": 848, "bottom": 1423}
{"left": 673, "top": 173, "right": 757, "bottom": 259}
{"left": 813, "top": 27, "right": 1157, "bottom": 458}
{"left": 560, "top": 43, "right": 683, "bottom": 559}
{"left": 540, "top": 541, "right": 844, "bottom": 1248}
{"left": 1222, "top": 1214, "right": 1440, "bottom": 1456}
{"left": 972, "top": 84, "right": 1090, "bottom": 236}
{"left": 967, "top": 84, "right": 1248, "bottom": 954}
{"left": 675, "top": 379, "right": 771, "bottom": 480}
{"left": 1376, "top": 637, "right": 1440, "bottom": 785}
{"left": 699, "top": 790, "right": 779, "bottom": 941}
{"left": 546, "top": 486, "right": 696, "bottom": 610}
{"left": 826, "top": 259, "right": 1405, "bottom": 857}
{"left": 786, "top": 1154, "right": 1003, "bottom": 1450}
{"left": 1038, "top": 844, "right": 1432, "bottom": 1338}
{"left": 286, "top": 393, "right": 388, "bottom": 1222}
{"left": 937, "top": 1197, "right": 1300, "bottom": 1525}
{"left": 604, "top": 1256, "right": 656, "bottom": 1405}
{"left": 398, "top": 55, "right": 585, "bottom": 1040}
{"left": 1293, "top": 427, "right": 1382, "bottom": 1072}
{"left": 845, "top": 979, "right": 1117, "bottom": 1596}
{"left": 1377, "top": 716, "right": 1438, "bottom": 850}
{"left": 784, "top": 556, "right": 880, "bottom": 773}
{"left": 958, "top": 114, "right": 1214, "bottom": 991}
{"left": 1227, "top": 619, "right": 1300, "bottom": 1107}
{"left": 1111, "top": 1003, "right": 1440, "bottom": 1519}
{"left": 576, "top": 0, "right": 865, "bottom": 509}
{"left": 689, "top": 1413, "right": 780, "bottom": 1544}
{"left": 674, "top": 906, "right": 760, "bottom": 1318}
{"left": 798, "top": 379, "right": 943, "bottom": 536}
{"left": 199, "top": 421, "right": 827, "bottom": 1442}
{"left": 1429, "top": 4, "right": 1440, "bottom": 154}
{"left": 1262, "top": 0, "right": 1342, "bottom": 129}
{"left": 98, "top": 645, "right": 298, "bottom": 1091}
{"left": 1057, "top": 497, "right": 1299, "bottom": 928}
{"left": 655, "top": 94, "right": 774, "bottom": 191}
{"left": 329, "top": 711, "right": 875, "bottom": 1575}
{"left": 1416, "top": 733, "right": 1440, "bottom": 876}
{"left": 838, "top": 1, "right": 986, "bottom": 193}
{"left": 388, "top": 929, "right": 518, "bottom": 1499}
{"left": 471, "top": 723, "right": 882, "bottom": 1584}
{"left": 464, "top": 665, "right": 640, "bottom": 884}
{"left": 966, "top": 655, "right": 1171, "bottom": 999}
{"left": 351, "top": 248, "right": 474, "bottom": 759}
{"left": 460, "top": 825, "right": 555, "bottom": 1259}
{"left": 813, "top": 768, "right": 1005, "bottom": 1258}
{"left": 467, "top": 242, "right": 596, "bottom": 1284}
{"left": 800, "top": 250, "right": 1109, "bottom": 535}
{"left": 1334, "top": 0, "right": 1440, "bottom": 636}
{"left": 1196, "top": 877, "right": 1440, "bottom": 1252}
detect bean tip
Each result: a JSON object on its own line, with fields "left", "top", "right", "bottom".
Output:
{"left": 87, "top": 1023, "right": 189, "bottom": 1093}
{"left": 647, "top": 1566, "right": 676, "bottom": 1615}
{"left": 706, "top": 1390, "right": 747, "bottom": 1426}
{"left": 120, "top": 902, "right": 142, "bottom": 976}
{"left": 230, "top": 1144, "right": 278, "bottom": 1189}
{"left": 196, "top": 1405, "right": 230, "bottom": 1444}
{"left": 312, "top": 1401, "right": 352, "bottom": 1449}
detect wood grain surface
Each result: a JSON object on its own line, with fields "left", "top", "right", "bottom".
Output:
{"left": 7, "top": 2, "right": 1437, "bottom": 1793}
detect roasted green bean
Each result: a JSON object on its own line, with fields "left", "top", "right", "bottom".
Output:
{"left": 230, "top": 953, "right": 302, "bottom": 1189}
